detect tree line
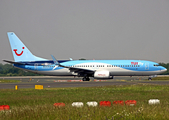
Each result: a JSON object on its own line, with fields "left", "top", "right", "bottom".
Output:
{"left": 0, "top": 63, "right": 169, "bottom": 76}
{"left": 159, "top": 63, "right": 169, "bottom": 75}
{"left": 0, "top": 64, "right": 40, "bottom": 76}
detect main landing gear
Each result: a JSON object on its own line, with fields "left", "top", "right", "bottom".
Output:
{"left": 82, "top": 76, "right": 90, "bottom": 81}
{"left": 148, "top": 77, "right": 152, "bottom": 80}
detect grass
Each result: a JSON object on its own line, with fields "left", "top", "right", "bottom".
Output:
{"left": 0, "top": 84, "right": 169, "bottom": 119}
{"left": 152, "top": 77, "right": 169, "bottom": 80}
{"left": 0, "top": 79, "right": 21, "bottom": 83}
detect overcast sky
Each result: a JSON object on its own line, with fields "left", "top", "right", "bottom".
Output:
{"left": 1, "top": 0, "right": 169, "bottom": 63}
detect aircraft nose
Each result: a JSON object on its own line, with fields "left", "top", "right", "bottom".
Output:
{"left": 164, "top": 68, "right": 167, "bottom": 72}
{"left": 161, "top": 68, "right": 167, "bottom": 72}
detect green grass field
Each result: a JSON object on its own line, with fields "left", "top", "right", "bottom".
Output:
{"left": 0, "top": 79, "right": 21, "bottom": 83}
{"left": 152, "top": 76, "right": 169, "bottom": 80}
{"left": 0, "top": 84, "right": 169, "bottom": 120}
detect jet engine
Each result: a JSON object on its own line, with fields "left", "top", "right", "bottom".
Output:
{"left": 94, "top": 70, "right": 113, "bottom": 79}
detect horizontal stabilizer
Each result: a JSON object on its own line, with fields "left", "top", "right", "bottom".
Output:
{"left": 3, "top": 60, "right": 25, "bottom": 65}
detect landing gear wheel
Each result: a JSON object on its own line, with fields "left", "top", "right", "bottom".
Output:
{"left": 148, "top": 77, "right": 152, "bottom": 81}
{"left": 82, "top": 78, "right": 86, "bottom": 81}
{"left": 82, "top": 77, "right": 90, "bottom": 81}
{"left": 86, "top": 77, "right": 90, "bottom": 81}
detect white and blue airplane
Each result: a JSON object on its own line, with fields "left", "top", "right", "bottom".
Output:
{"left": 4, "top": 32, "right": 167, "bottom": 81}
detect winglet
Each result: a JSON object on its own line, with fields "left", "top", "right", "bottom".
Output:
{"left": 51, "top": 55, "right": 60, "bottom": 65}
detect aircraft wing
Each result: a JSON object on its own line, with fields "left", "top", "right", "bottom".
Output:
{"left": 51, "top": 55, "right": 95, "bottom": 75}
{"left": 68, "top": 67, "right": 95, "bottom": 74}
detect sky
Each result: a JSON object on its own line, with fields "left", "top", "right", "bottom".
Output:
{"left": 0, "top": 0, "right": 169, "bottom": 63}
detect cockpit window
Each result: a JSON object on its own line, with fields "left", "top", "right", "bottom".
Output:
{"left": 154, "top": 64, "right": 159, "bottom": 66}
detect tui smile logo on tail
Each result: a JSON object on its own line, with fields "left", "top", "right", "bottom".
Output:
{"left": 13, "top": 47, "right": 25, "bottom": 56}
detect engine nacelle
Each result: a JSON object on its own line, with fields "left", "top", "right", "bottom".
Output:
{"left": 94, "top": 71, "right": 113, "bottom": 79}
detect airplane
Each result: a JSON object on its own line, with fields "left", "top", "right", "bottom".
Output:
{"left": 3, "top": 32, "right": 167, "bottom": 81}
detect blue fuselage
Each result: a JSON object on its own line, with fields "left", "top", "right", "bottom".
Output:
{"left": 13, "top": 60, "right": 166, "bottom": 77}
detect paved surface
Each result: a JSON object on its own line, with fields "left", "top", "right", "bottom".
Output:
{"left": 1, "top": 80, "right": 169, "bottom": 89}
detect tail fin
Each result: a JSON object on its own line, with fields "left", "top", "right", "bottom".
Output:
{"left": 7, "top": 32, "right": 47, "bottom": 62}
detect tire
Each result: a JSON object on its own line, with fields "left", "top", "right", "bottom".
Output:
{"left": 82, "top": 78, "right": 86, "bottom": 81}
{"left": 86, "top": 78, "right": 90, "bottom": 81}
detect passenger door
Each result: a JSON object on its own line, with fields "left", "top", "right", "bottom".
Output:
{"left": 145, "top": 63, "right": 149, "bottom": 70}
{"left": 34, "top": 63, "right": 38, "bottom": 70}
